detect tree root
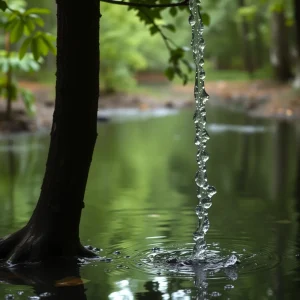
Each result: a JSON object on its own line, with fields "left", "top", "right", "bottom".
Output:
{"left": 0, "top": 226, "right": 98, "bottom": 265}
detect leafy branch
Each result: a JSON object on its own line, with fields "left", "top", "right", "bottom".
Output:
{"left": 100, "top": 0, "right": 189, "bottom": 8}
{"left": 137, "top": 8, "right": 193, "bottom": 84}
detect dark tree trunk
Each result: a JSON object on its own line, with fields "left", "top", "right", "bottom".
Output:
{"left": 5, "top": 33, "right": 12, "bottom": 121}
{"left": 0, "top": 0, "right": 100, "bottom": 263}
{"left": 270, "top": 9, "right": 293, "bottom": 82}
{"left": 238, "top": 0, "right": 255, "bottom": 76}
{"left": 293, "top": 0, "right": 300, "bottom": 88}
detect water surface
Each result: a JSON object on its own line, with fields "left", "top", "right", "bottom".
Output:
{"left": 0, "top": 107, "right": 300, "bottom": 299}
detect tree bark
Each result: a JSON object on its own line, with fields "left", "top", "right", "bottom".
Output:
{"left": 270, "top": 9, "right": 293, "bottom": 82}
{"left": 0, "top": 0, "right": 100, "bottom": 263}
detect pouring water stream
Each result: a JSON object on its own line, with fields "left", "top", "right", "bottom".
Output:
{"left": 189, "top": 0, "right": 217, "bottom": 261}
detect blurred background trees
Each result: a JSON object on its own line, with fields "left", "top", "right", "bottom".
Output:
{"left": 1, "top": 0, "right": 300, "bottom": 93}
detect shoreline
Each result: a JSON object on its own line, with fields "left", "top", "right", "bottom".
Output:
{"left": 0, "top": 79, "right": 299, "bottom": 133}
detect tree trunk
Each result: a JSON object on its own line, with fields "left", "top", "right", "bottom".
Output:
{"left": 0, "top": 0, "right": 100, "bottom": 263}
{"left": 253, "top": 14, "right": 264, "bottom": 69}
{"left": 270, "top": 9, "right": 293, "bottom": 82}
{"left": 293, "top": 0, "right": 300, "bottom": 88}
{"left": 5, "top": 33, "right": 12, "bottom": 121}
{"left": 238, "top": 0, "right": 255, "bottom": 76}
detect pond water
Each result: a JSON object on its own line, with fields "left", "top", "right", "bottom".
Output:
{"left": 0, "top": 106, "right": 300, "bottom": 299}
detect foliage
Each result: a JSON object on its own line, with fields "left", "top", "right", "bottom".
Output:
{"left": 100, "top": 3, "right": 148, "bottom": 92}
{"left": 0, "top": 0, "right": 55, "bottom": 117}
{"left": 0, "top": 50, "right": 42, "bottom": 115}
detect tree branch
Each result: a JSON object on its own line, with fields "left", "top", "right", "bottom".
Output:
{"left": 100, "top": 0, "right": 189, "bottom": 8}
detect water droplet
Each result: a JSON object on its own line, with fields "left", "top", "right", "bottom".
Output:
{"left": 39, "top": 292, "right": 52, "bottom": 298}
{"left": 224, "top": 255, "right": 238, "bottom": 267}
{"left": 211, "top": 291, "right": 222, "bottom": 297}
{"left": 207, "top": 185, "right": 217, "bottom": 197}
{"left": 201, "top": 197, "right": 212, "bottom": 209}
{"left": 195, "top": 170, "right": 208, "bottom": 187}
{"left": 189, "top": 15, "right": 196, "bottom": 26}
{"left": 193, "top": 232, "right": 204, "bottom": 241}
{"left": 195, "top": 135, "right": 201, "bottom": 146}
{"left": 5, "top": 295, "right": 14, "bottom": 300}
{"left": 224, "top": 285, "right": 234, "bottom": 290}
{"left": 201, "top": 129, "right": 210, "bottom": 142}
{"left": 195, "top": 205, "right": 204, "bottom": 217}
{"left": 28, "top": 297, "right": 40, "bottom": 300}
{"left": 152, "top": 247, "right": 161, "bottom": 252}
{"left": 199, "top": 70, "right": 205, "bottom": 80}
{"left": 113, "top": 250, "right": 121, "bottom": 255}
{"left": 201, "top": 150, "right": 209, "bottom": 162}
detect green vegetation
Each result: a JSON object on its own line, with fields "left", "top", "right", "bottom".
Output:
{"left": 0, "top": 0, "right": 55, "bottom": 119}
{"left": 1, "top": 0, "right": 300, "bottom": 93}
{"left": 11, "top": 0, "right": 297, "bottom": 92}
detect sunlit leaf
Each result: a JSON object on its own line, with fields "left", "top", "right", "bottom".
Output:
{"left": 31, "top": 37, "right": 39, "bottom": 61}
{"left": 19, "top": 37, "right": 32, "bottom": 59}
{"left": 28, "top": 15, "right": 45, "bottom": 27}
{"left": 10, "top": 21, "right": 24, "bottom": 43}
{"left": 24, "top": 7, "right": 50, "bottom": 16}
{"left": 41, "top": 33, "right": 56, "bottom": 55}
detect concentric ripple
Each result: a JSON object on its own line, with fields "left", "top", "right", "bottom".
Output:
{"left": 127, "top": 240, "right": 280, "bottom": 278}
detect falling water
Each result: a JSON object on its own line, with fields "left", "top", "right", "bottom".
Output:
{"left": 189, "top": 0, "right": 217, "bottom": 260}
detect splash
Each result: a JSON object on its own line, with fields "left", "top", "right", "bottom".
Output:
{"left": 189, "top": 0, "right": 217, "bottom": 260}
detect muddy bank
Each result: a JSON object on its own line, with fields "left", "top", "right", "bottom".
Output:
{"left": 1, "top": 79, "right": 300, "bottom": 133}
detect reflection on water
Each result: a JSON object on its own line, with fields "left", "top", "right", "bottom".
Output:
{"left": 0, "top": 107, "right": 300, "bottom": 299}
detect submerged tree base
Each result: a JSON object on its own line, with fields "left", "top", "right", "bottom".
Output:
{"left": 0, "top": 226, "right": 97, "bottom": 265}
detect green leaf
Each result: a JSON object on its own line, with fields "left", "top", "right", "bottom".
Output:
{"left": 149, "top": 25, "right": 159, "bottom": 35}
{"left": 20, "top": 88, "right": 36, "bottom": 116}
{"left": 10, "top": 21, "right": 24, "bottom": 43}
{"left": 24, "top": 18, "right": 36, "bottom": 33}
{"left": 5, "top": 19, "right": 19, "bottom": 31}
{"left": 32, "top": 15, "right": 45, "bottom": 27}
{"left": 36, "top": 36, "right": 49, "bottom": 56}
{"left": 24, "top": 8, "right": 50, "bottom": 16}
{"left": 170, "top": 48, "right": 184, "bottom": 61}
{"left": 169, "top": 7, "right": 177, "bottom": 17}
{"left": 31, "top": 37, "right": 39, "bottom": 61}
{"left": 165, "top": 66, "right": 175, "bottom": 80}
{"left": 163, "top": 24, "right": 176, "bottom": 32}
{"left": 0, "top": 0, "right": 8, "bottom": 11}
{"left": 201, "top": 13, "right": 210, "bottom": 26}
{"left": 41, "top": 33, "right": 56, "bottom": 55}
{"left": 19, "top": 37, "right": 32, "bottom": 59}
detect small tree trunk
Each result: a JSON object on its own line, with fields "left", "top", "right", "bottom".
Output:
{"left": 238, "top": 0, "right": 255, "bottom": 76}
{"left": 0, "top": 0, "right": 100, "bottom": 263}
{"left": 293, "top": 0, "right": 300, "bottom": 88}
{"left": 253, "top": 14, "right": 264, "bottom": 69}
{"left": 5, "top": 33, "right": 12, "bottom": 121}
{"left": 270, "top": 9, "right": 293, "bottom": 82}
